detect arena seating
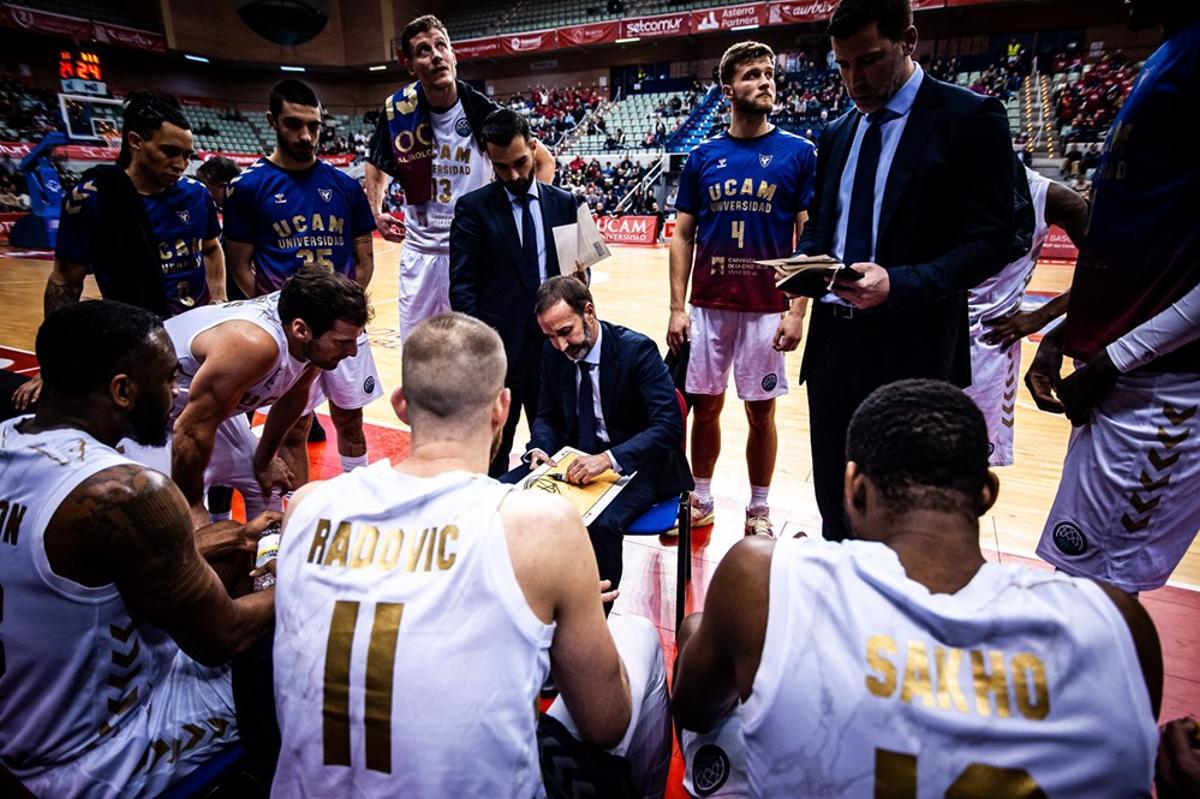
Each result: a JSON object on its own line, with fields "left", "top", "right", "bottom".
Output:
{"left": 1051, "top": 52, "right": 1139, "bottom": 144}
{"left": 569, "top": 90, "right": 688, "bottom": 154}
{"left": 183, "top": 105, "right": 266, "bottom": 155}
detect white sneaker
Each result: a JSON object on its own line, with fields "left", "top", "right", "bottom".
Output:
{"left": 744, "top": 506, "right": 775, "bottom": 538}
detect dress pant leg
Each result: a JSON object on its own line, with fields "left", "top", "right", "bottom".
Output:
{"left": 490, "top": 335, "right": 544, "bottom": 478}
{"left": 807, "top": 374, "right": 857, "bottom": 541}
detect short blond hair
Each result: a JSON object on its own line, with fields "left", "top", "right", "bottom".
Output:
{"left": 719, "top": 41, "right": 776, "bottom": 86}
{"left": 401, "top": 313, "right": 506, "bottom": 425}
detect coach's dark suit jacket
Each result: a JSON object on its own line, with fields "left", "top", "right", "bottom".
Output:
{"left": 797, "top": 74, "right": 1017, "bottom": 386}
{"left": 798, "top": 74, "right": 1017, "bottom": 539}
{"left": 530, "top": 321, "right": 692, "bottom": 499}
{"left": 522, "top": 321, "right": 691, "bottom": 589}
{"left": 449, "top": 180, "right": 579, "bottom": 366}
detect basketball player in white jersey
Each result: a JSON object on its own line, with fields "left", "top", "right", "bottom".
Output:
{"left": 965, "top": 167, "right": 1087, "bottom": 465}
{"left": 363, "top": 14, "right": 555, "bottom": 342}
{"left": 271, "top": 313, "right": 671, "bottom": 797}
{"left": 0, "top": 301, "right": 275, "bottom": 797}
{"left": 673, "top": 379, "right": 1162, "bottom": 797}
{"left": 155, "top": 267, "right": 370, "bottom": 528}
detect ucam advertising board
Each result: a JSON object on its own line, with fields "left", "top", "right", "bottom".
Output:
{"left": 598, "top": 215, "right": 659, "bottom": 245}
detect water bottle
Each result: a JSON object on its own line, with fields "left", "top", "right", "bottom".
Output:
{"left": 253, "top": 521, "right": 282, "bottom": 592}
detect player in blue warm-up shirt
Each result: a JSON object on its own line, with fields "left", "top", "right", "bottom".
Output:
{"left": 222, "top": 79, "right": 381, "bottom": 480}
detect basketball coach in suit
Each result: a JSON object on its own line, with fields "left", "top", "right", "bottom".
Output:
{"left": 450, "top": 108, "right": 582, "bottom": 476}
{"left": 795, "top": 0, "right": 1019, "bottom": 540}
{"left": 504, "top": 276, "right": 693, "bottom": 594}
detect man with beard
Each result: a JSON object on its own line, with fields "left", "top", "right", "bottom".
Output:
{"left": 667, "top": 41, "right": 816, "bottom": 539}
{"left": 135, "top": 268, "right": 371, "bottom": 529}
{"left": 364, "top": 14, "right": 555, "bottom": 342}
{"left": 11, "top": 91, "right": 226, "bottom": 411}
{"left": 223, "top": 80, "right": 381, "bottom": 482}
{"left": 1026, "top": 0, "right": 1200, "bottom": 594}
{"left": 450, "top": 108, "right": 584, "bottom": 476}
{"left": 0, "top": 300, "right": 276, "bottom": 797}
{"left": 507, "top": 277, "right": 691, "bottom": 596}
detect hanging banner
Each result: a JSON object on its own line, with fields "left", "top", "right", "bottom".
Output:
{"left": 912, "top": 0, "right": 947, "bottom": 8}
{"left": 559, "top": 20, "right": 620, "bottom": 48}
{"left": 454, "top": 36, "right": 501, "bottom": 60}
{"left": 620, "top": 12, "right": 690, "bottom": 40}
{"left": 0, "top": 3, "right": 91, "bottom": 39}
{"left": 598, "top": 215, "right": 659, "bottom": 245}
{"left": 92, "top": 21, "right": 167, "bottom": 53}
{"left": 691, "top": 3, "right": 767, "bottom": 34}
{"left": 498, "top": 30, "right": 559, "bottom": 55}
{"left": 767, "top": 1, "right": 838, "bottom": 25}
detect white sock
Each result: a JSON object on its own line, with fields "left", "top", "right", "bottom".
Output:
{"left": 693, "top": 477, "right": 713, "bottom": 505}
{"left": 750, "top": 485, "right": 769, "bottom": 511}
{"left": 210, "top": 511, "right": 231, "bottom": 522}
{"left": 340, "top": 453, "right": 368, "bottom": 472}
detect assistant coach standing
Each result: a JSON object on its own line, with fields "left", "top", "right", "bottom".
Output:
{"left": 796, "top": 0, "right": 1017, "bottom": 540}
{"left": 450, "top": 109, "right": 581, "bottom": 476}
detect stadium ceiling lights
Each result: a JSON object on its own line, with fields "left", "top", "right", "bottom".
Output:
{"left": 184, "top": 54, "right": 210, "bottom": 63}
{"left": 615, "top": 36, "right": 640, "bottom": 44}
{"left": 280, "top": 65, "right": 306, "bottom": 72}
{"left": 369, "top": 65, "right": 387, "bottom": 71}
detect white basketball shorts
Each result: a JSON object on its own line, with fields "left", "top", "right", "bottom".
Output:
{"left": 686, "top": 307, "right": 787, "bottom": 402}
{"left": 122, "top": 413, "right": 282, "bottom": 520}
{"left": 1038, "top": 369, "right": 1200, "bottom": 592}
{"left": 17, "top": 650, "right": 238, "bottom": 799}
{"left": 547, "top": 614, "right": 671, "bottom": 798}
{"left": 964, "top": 329, "right": 1020, "bottom": 467}
{"left": 398, "top": 246, "right": 451, "bottom": 343}
{"left": 682, "top": 707, "right": 749, "bottom": 798}
{"left": 305, "top": 331, "right": 384, "bottom": 414}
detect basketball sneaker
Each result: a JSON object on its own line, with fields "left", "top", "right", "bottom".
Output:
{"left": 745, "top": 505, "right": 774, "bottom": 538}
{"left": 690, "top": 494, "right": 715, "bottom": 527}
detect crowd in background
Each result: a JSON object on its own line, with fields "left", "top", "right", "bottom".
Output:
{"left": 1052, "top": 49, "right": 1139, "bottom": 144}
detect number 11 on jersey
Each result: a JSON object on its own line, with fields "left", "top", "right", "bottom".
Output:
{"left": 323, "top": 600, "right": 404, "bottom": 773}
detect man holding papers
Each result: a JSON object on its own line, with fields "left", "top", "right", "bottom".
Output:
{"left": 506, "top": 277, "right": 692, "bottom": 594}
{"left": 450, "top": 108, "right": 587, "bottom": 476}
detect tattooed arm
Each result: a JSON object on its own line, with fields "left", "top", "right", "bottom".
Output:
{"left": 45, "top": 464, "right": 274, "bottom": 665}
{"left": 44, "top": 258, "right": 88, "bottom": 316}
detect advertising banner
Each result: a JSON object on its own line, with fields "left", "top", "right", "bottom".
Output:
{"left": 559, "top": 20, "right": 620, "bottom": 47}
{"left": 598, "top": 215, "right": 659, "bottom": 245}
{"left": 691, "top": 3, "right": 767, "bottom": 34}
{"left": 620, "top": 12, "right": 690, "bottom": 40}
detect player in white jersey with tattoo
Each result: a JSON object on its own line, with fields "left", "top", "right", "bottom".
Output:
{"left": 364, "top": 15, "right": 555, "bottom": 342}
{"left": 0, "top": 301, "right": 275, "bottom": 797}
{"left": 271, "top": 313, "right": 670, "bottom": 797}
{"left": 673, "top": 379, "right": 1161, "bottom": 797}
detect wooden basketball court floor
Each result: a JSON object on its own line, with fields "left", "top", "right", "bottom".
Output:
{"left": 1, "top": 238, "right": 1197, "bottom": 791}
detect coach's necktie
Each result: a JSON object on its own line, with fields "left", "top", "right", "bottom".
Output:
{"left": 843, "top": 108, "right": 897, "bottom": 268}
{"left": 518, "top": 193, "right": 541, "bottom": 288}
{"left": 577, "top": 361, "right": 600, "bottom": 454}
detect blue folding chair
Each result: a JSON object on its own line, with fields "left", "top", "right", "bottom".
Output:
{"left": 624, "top": 390, "right": 692, "bottom": 635}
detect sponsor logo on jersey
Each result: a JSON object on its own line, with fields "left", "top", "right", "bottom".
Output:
{"left": 716, "top": 158, "right": 727, "bottom": 169}
{"left": 1052, "top": 521, "right": 1087, "bottom": 556}
{"left": 318, "top": 188, "right": 332, "bottom": 202}
{"left": 176, "top": 209, "right": 190, "bottom": 224}
{"left": 363, "top": 376, "right": 375, "bottom": 394}
{"left": 274, "top": 193, "right": 287, "bottom": 204}
{"left": 455, "top": 117, "right": 472, "bottom": 137}
{"left": 759, "top": 153, "right": 773, "bottom": 168}
{"left": 692, "top": 744, "right": 730, "bottom": 796}
{"left": 762, "top": 373, "right": 778, "bottom": 392}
